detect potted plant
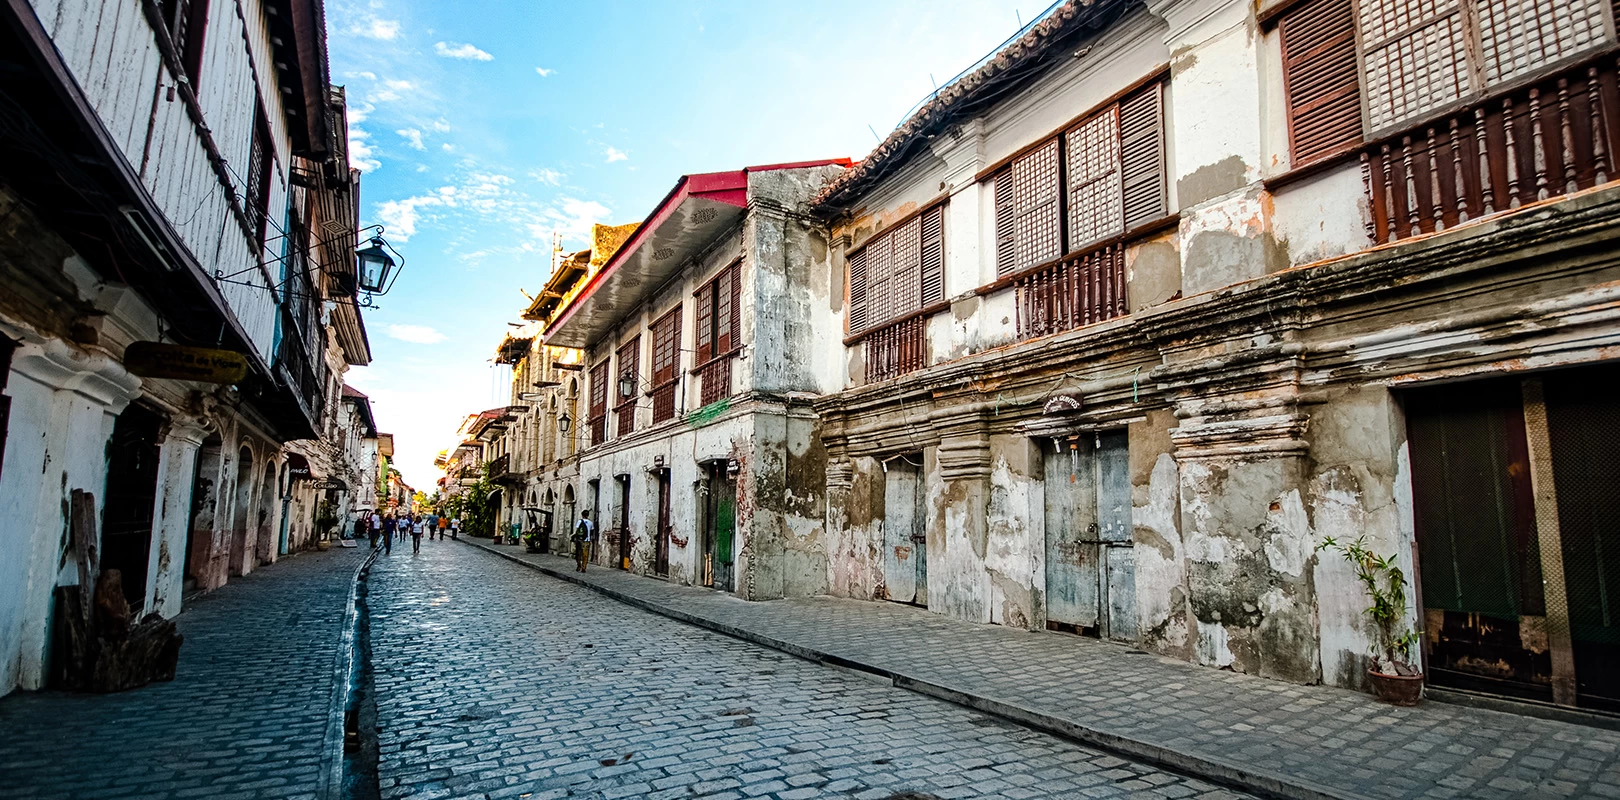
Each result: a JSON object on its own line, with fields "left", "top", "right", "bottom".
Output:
{"left": 1318, "top": 535, "right": 1423, "bottom": 705}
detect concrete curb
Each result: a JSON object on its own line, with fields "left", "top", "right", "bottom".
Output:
{"left": 319, "top": 546, "right": 380, "bottom": 800}
{"left": 461, "top": 539, "right": 1362, "bottom": 800}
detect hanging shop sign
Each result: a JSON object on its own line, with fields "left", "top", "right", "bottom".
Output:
{"left": 285, "top": 454, "right": 313, "bottom": 482}
{"left": 124, "top": 342, "right": 249, "bottom": 384}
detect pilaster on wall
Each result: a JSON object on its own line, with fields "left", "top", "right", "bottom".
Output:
{"left": 0, "top": 335, "right": 142, "bottom": 692}
{"left": 146, "top": 418, "right": 209, "bottom": 619}
{"left": 1153, "top": 343, "right": 1322, "bottom": 684}
{"left": 931, "top": 408, "right": 993, "bottom": 624}
{"left": 1150, "top": 0, "right": 1284, "bottom": 296}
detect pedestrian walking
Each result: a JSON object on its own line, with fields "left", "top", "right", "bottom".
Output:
{"left": 382, "top": 515, "right": 393, "bottom": 554}
{"left": 450, "top": 516, "right": 460, "bottom": 540}
{"left": 572, "top": 510, "right": 596, "bottom": 572}
{"left": 412, "top": 517, "right": 424, "bottom": 554}
{"left": 437, "top": 515, "right": 449, "bottom": 541}
{"left": 368, "top": 516, "right": 380, "bottom": 550}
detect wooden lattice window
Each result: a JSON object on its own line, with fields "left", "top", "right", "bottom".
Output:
{"left": 157, "top": 0, "right": 210, "bottom": 83}
{"left": 847, "top": 204, "right": 945, "bottom": 336}
{"left": 588, "top": 360, "right": 609, "bottom": 446}
{"left": 995, "top": 140, "right": 1062, "bottom": 276}
{"left": 614, "top": 337, "right": 639, "bottom": 436}
{"left": 650, "top": 308, "right": 681, "bottom": 424}
{"left": 1283, "top": 0, "right": 1617, "bottom": 149}
{"left": 246, "top": 103, "right": 274, "bottom": 250}
{"left": 996, "top": 81, "right": 1166, "bottom": 270}
{"left": 693, "top": 261, "right": 742, "bottom": 404}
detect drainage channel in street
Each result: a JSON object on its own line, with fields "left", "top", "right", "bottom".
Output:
{"left": 340, "top": 553, "right": 380, "bottom": 800}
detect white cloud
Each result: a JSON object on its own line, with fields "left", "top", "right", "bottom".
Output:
{"left": 529, "top": 168, "right": 564, "bottom": 186}
{"left": 441, "top": 143, "right": 455, "bottom": 152}
{"left": 396, "top": 128, "right": 425, "bottom": 150}
{"left": 539, "top": 197, "right": 611, "bottom": 241}
{"left": 386, "top": 324, "right": 447, "bottom": 344}
{"left": 352, "top": 17, "right": 400, "bottom": 40}
{"left": 372, "top": 79, "right": 414, "bottom": 103}
{"left": 349, "top": 127, "right": 381, "bottom": 172}
{"left": 431, "top": 118, "right": 451, "bottom": 133}
{"left": 534, "top": 67, "right": 555, "bottom": 77}
{"left": 434, "top": 41, "right": 493, "bottom": 61}
{"left": 604, "top": 146, "right": 628, "bottom": 163}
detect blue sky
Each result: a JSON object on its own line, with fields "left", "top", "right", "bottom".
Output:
{"left": 327, "top": 0, "right": 1058, "bottom": 490}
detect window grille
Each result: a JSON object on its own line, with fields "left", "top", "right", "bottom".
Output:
{"left": 650, "top": 307, "right": 681, "bottom": 424}
{"left": 846, "top": 204, "right": 945, "bottom": 338}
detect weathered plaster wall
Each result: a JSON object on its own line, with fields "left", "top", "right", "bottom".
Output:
{"left": 1131, "top": 411, "right": 1190, "bottom": 657}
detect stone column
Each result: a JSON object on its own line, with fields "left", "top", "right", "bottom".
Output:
{"left": 0, "top": 337, "right": 140, "bottom": 691}
{"left": 144, "top": 418, "right": 209, "bottom": 619}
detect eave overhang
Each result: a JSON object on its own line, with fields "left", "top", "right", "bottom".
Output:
{"left": 544, "top": 159, "right": 851, "bottom": 349}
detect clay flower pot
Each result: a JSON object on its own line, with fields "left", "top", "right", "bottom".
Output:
{"left": 1367, "top": 669, "right": 1423, "bottom": 706}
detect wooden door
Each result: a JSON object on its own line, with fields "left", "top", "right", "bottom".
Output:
{"left": 883, "top": 457, "right": 926, "bottom": 605}
{"left": 1097, "top": 431, "right": 1136, "bottom": 642}
{"left": 1044, "top": 439, "right": 1101, "bottom": 632}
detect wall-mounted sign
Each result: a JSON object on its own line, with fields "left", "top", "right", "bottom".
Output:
{"left": 286, "top": 454, "right": 312, "bottom": 482}
{"left": 124, "top": 342, "right": 248, "bottom": 384}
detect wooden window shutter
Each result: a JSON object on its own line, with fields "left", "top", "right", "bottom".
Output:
{"left": 890, "top": 216, "right": 922, "bottom": 318}
{"left": 1119, "top": 83, "right": 1167, "bottom": 228}
{"left": 652, "top": 308, "right": 680, "bottom": 385}
{"left": 1065, "top": 107, "right": 1123, "bottom": 250}
{"left": 590, "top": 361, "right": 609, "bottom": 416}
{"left": 866, "top": 233, "right": 893, "bottom": 327}
{"left": 727, "top": 263, "right": 742, "bottom": 350}
{"left": 1359, "top": 0, "right": 1471, "bottom": 132}
{"left": 617, "top": 338, "right": 640, "bottom": 395}
{"left": 993, "top": 172, "right": 1016, "bottom": 277}
{"left": 715, "top": 266, "right": 735, "bottom": 354}
{"left": 695, "top": 285, "right": 714, "bottom": 363}
{"left": 246, "top": 103, "right": 273, "bottom": 247}
{"left": 848, "top": 247, "right": 870, "bottom": 333}
{"left": 1280, "top": 0, "right": 1361, "bottom": 164}
{"left": 1011, "top": 139, "right": 1062, "bottom": 271}
{"left": 919, "top": 206, "right": 944, "bottom": 306}
{"left": 1478, "top": 0, "right": 1611, "bottom": 85}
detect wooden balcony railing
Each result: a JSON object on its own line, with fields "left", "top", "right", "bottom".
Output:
{"left": 1363, "top": 57, "right": 1620, "bottom": 246}
{"left": 698, "top": 357, "right": 733, "bottom": 407}
{"left": 651, "top": 382, "right": 677, "bottom": 423}
{"left": 275, "top": 307, "right": 325, "bottom": 427}
{"left": 1014, "top": 243, "right": 1128, "bottom": 340}
{"left": 864, "top": 316, "right": 927, "bottom": 383}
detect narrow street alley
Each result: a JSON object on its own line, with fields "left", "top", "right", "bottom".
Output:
{"left": 366, "top": 541, "right": 1248, "bottom": 800}
{"left": 0, "top": 548, "right": 367, "bottom": 800}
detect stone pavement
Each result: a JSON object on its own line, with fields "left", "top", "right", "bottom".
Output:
{"left": 465, "top": 539, "right": 1620, "bottom": 800}
{"left": 366, "top": 539, "right": 1251, "bottom": 800}
{"left": 0, "top": 545, "right": 366, "bottom": 800}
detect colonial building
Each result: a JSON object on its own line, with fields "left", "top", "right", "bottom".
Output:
{"left": 807, "top": 0, "right": 1620, "bottom": 711}
{"left": 0, "top": 0, "right": 368, "bottom": 694}
{"left": 541, "top": 161, "right": 851, "bottom": 596}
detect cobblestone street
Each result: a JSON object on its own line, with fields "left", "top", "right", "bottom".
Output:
{"left": 0, "top": 547, "right": 366, "bottom": 800}
{"left": 366, "top": 540, "right": 1250, "bottom": 800}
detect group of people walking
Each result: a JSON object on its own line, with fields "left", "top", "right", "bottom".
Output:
{"left": 354, "top": 510, "right": 459, "bottom": 555}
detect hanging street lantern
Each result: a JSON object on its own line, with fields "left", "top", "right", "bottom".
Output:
{"left": 355, "top": 236, "right": 397, "bottom": 294}
{"left": 557, "top": 412, "right": 572, "bottom": 434}
{"left": 618, "top": 372, "right": 636, "bottom": 399}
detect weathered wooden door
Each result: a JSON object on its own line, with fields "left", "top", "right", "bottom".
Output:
{"left": 655, "top": 470, "right": 671, "bottom": 577}
{"left": 702, "top": 463, "right": 736, "bottom": 592}
{"left": 1044, "top": 432, "right": 1135, "bottom": 641}
{"left": 883, "top": 457, "right": 927, "bottom": 606}
{"left": 102, "top": 404, "right": 163, "bottom": 608}
{"left": 615, "top": 475, "right": 631, "bottom": 570}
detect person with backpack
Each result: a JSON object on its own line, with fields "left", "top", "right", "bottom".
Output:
{"left": 572, "top": 510, "right": 596, "bottom": 572}
{"left": 381, "top": 514, "right": 394, "bottom": 554}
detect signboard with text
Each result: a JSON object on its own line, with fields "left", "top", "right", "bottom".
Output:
{"left": 124, "top": 342, "right": 249, "bottom": 384}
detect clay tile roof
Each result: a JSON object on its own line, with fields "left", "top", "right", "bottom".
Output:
{"left": 342, "top": 384, "right": 368, "bottom": 399}
{"left": 810, "top": 0, "right": 1128, "bottom": 214}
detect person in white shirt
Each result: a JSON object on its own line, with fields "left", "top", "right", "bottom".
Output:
{"left": 571, "top": 510, "right": 596, "bottom": 572}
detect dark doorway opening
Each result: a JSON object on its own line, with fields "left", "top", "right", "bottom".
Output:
{"left": 102, "top": 403, "right": 165, "bottom": 609}
{"left": 1405, "top": 364, "right": 1620, "bottom": 712}
{"left": 654, "top": 469, "right": 672, "bottom": 578}
{"left": 614, "top": 474, "right": 631, "bottom": 570}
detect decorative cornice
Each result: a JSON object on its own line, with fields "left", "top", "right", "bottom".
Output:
{"left": 10, "top": 337, "right": 142, "bottom": 412}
